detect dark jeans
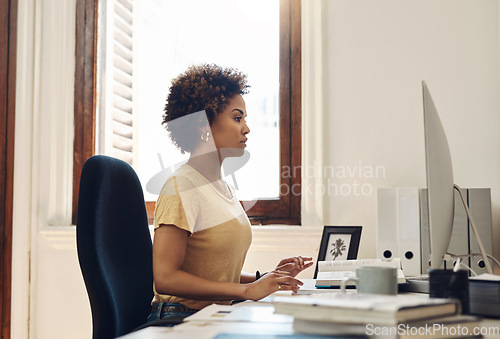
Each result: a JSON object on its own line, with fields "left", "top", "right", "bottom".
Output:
{"left": 147, "top": 302, "right": 198, "bottom": 325}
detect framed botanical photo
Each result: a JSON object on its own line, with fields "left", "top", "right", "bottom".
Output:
{"left": 314, "top": 226, "right": 362, "bottom": 278}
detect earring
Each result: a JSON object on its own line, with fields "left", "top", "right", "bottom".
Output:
{"left": 201, "top": 131, "right": 210, "bottom": 143}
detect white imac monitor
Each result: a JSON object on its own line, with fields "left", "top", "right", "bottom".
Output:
{"left": 422, "top": 81, "right": 455, "bottom": 270}
{"left": 422, "top": 81, "right": 493, "bottom": 274}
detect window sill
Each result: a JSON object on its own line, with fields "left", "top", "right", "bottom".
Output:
{"left": 41, "top": 224, "right": 323, "bottom": 252}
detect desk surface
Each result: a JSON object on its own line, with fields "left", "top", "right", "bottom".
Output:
{"left": 120, "top": 280, "right": 500, "bottom": 339}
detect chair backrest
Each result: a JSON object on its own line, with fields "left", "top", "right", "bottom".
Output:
{"left": 77, "top": 155, "right": 153, "bottom": 339}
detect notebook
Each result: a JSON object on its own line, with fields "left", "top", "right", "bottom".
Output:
{"left": 314, "top": 258, "right": 406, "bottom": 288}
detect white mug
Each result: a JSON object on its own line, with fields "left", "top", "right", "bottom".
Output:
{"left": 341, "top": 266, "right": 397, "bottom": 295}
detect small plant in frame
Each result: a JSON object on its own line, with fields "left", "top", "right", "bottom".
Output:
{"left": 330, "top": 237, "right": 347, "bottom": 260}
{"left": 314, "top": 226, "right": 362, "bottom": 278}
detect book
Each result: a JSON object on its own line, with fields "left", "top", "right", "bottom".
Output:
{"left": 469, "top": 273, "right": 500, "bottom": 318}
{"left": 315, "top": 258, "right": 407, "bottom": 288}
{"left": 295, "top": 279, "right": 348, "bottom": 295}
{"left": 214, "top": 334, "right": 363, "bottom": 339}
{"left": 273, "top": 293, "right": 460, "bottom": 326}
{"left": 292, "top": 315, "right": 482, "bottom": 338}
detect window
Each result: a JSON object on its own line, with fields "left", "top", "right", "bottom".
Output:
{"left": 73, "top": 0, "right": 301, "bottom": 225}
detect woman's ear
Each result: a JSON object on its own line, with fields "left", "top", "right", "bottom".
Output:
{"left": 191, "top": 110, "right": 216, "bottom": 151}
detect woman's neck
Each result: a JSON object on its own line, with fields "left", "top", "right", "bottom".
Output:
{"left": 187, "top": 151, "right": 223, "bottom": 182}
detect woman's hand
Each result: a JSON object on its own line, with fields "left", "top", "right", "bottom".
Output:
{"left": 274, "top": 256, "right": 314, "bottom": 277}
{"left": 243, "top": 271, "right": 303, "bottom": 301}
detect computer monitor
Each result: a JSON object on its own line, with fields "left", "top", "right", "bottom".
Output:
{"left": 422, "top": 81, "right": 493, "bottom": 273}
{"left": 422, "top": 81, "right": 455, "bottom": 270}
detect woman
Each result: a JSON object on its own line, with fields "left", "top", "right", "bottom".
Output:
{"left": 148, "top": 64, "right": 313, "bottom": 322}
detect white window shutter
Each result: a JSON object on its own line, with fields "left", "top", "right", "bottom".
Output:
{"left": 96, "top": 0, "right": 137, "bottom": 165}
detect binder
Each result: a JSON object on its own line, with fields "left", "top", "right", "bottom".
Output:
{"left": 419, "top": 189, "right": 431, "bottom": 273}
{"left": 445, "top": 190, "right": 468, "bottom": 269}
{"left": 376, "top": 188, "right": 399, "bottom": 261}
{"left": 380, "top": 188, "right": 493, "bottom": 276}
{"left": 468, "top": 188, "right": 493, "bottom": 274}
{"left": 397, "top": 187, "right": 421, "bottom": 277}
{"left": 376, "top": 188, "right": 421, "bottom": 276}
{"left": 420, "top": 188, "right": 492, "bottom": 274}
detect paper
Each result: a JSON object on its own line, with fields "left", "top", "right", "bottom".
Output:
{"left": 470, "top": 273, "right": 500, "bottom": 281}
{"left": 184, "top": 304, "right": 292, "bottom": 323}
{"left": 116, "top": 326, "right": 172, "bottom": 339}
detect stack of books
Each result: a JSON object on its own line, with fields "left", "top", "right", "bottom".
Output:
{"left": 469, "top": 273, "right": 500, "bottom": 318}
{"left": 273, "top": 293, "right": 482, "bottom": 338}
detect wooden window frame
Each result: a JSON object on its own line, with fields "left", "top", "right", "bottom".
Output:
{"left": 73, "top": 0, "right": 301, "bottom": 225}
{"left": 1, "top": 0, "right": 17, "bottom": 337}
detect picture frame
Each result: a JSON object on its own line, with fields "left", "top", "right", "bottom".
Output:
{"left": 314, "top": 226, "right": 363, "bottom": 278}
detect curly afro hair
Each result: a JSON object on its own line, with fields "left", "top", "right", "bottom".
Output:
{"left": 162, "top": 64, "right": 249, "bottom": 153}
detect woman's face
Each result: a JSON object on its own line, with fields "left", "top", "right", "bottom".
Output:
{"left": 210, "top": 94, "right": 250, "bottom": 157}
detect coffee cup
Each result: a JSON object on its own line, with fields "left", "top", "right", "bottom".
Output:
{"left": 341, "top": 266, "right": 398, "bottom": 295}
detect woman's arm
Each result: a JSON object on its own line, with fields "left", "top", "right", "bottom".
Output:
{"left": 153, "top": 224, "right": 303, "bottom": 301}
{"left": 240, "top": 271, "right": 257, "bottom": 284}
{"left": 275, "top": 256, "right": 314, "bottom": 277}
{"left": 240, "top": 256, "right": 313, "bottom": 285}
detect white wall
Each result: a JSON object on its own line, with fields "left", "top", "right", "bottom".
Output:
{"left": 11, "top": 0, "right": 500, "bottom": 338}
{"left": 321, "top": 0, "right": 500, "bottom": 260}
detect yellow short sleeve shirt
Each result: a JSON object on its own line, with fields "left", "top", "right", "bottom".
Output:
{"left": 152, "top": 164, "right": 252, "bottom": 310}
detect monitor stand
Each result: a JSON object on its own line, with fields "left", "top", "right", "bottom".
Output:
{"left": 399, "top": 275, "right": 430, "bottom": 294}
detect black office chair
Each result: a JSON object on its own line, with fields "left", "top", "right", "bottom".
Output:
{"left": 76, "top": 155, "right": 181, "bottom": 339}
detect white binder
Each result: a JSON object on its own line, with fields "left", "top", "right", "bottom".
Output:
{"left": 468, "top": 188, "right": 493, "bottom": 274}
{"left": 376, "top": 188, "right": 399, "bottom": 261}
{"left": 396, "top": 188, "right": 421, "bottom": 277}
{"left": 376, "top": 188, "right": 421, "bottom": 277}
